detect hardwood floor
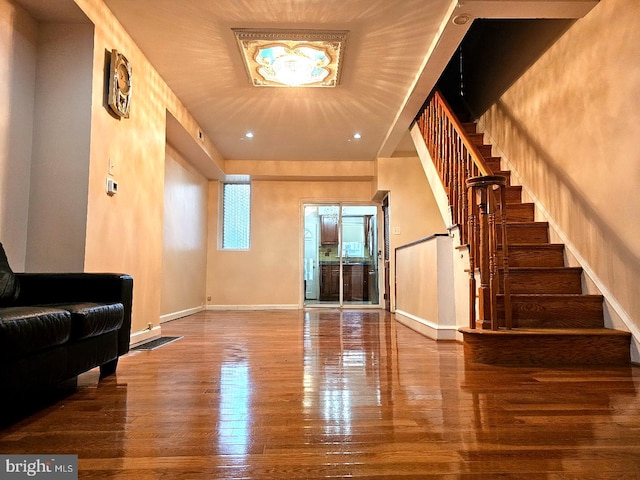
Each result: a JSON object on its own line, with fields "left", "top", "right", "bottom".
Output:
{"left": 2, "top": 309, "right": 640, "bottom": 478}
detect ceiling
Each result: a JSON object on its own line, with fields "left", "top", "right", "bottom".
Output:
{"left": 101, "top": 0, "right": 457, "bottom": 162}
{"left": 14, "top": 0, "right": 598, "bottom": 165}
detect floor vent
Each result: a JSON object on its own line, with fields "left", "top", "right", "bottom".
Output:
{"left": 132, "top": 336, "right": 183, "bottom": 351}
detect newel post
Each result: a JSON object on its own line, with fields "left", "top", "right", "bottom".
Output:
{"left": 466, "top": 175, "right": 510, "bottom": 330}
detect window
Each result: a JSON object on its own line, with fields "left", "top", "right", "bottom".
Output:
{"left": 222, "top": 183, "right": 251, "bottom": 249}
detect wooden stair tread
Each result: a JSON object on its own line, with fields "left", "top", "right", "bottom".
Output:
{"left": 499, "top": 243, "right": 564, "bottom": 249}
{"left": 505, "top": 221, "right": 548, "bottom": 227}
{"left": 501, "top": 266, "right": 582, "bottom": 272}
{"left": 499, "top": 293, "right": 602, "bottom": 298}
{"left": 459, "top": 327, "right": 630, "bottom": 337}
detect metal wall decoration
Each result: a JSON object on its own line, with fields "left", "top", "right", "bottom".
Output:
{"left": 108, "top": 49, "right": 132, "bottom": 118}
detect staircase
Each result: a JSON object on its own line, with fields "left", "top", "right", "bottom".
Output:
{"left": 458, "top": 123, "right": 631, "bottom": 366}
{"left": 417, "top": 91, "right": 631, "bottom": 366}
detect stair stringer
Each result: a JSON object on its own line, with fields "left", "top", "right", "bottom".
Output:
{"left": 410, "top": 124, "right": 455, "bottom": 229}
{"left": 476, "top": 120, "right": 640, "bottom": 363}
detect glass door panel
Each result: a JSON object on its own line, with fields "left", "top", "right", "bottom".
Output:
{"left": 341, "top": 206, "right": 378, "bottom": 306}
{"left": 304, "top": 204, "right": 379, "bottom": 307}
{"left": 304, "top": 204, "right": 340, "bottom": 305}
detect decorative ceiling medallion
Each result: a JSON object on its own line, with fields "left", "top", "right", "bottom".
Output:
{"left": 108, "top": 49, "right": 132, "bottom": 118}
{"left": 233, "top": 29, "right": 348, "bottom": 88}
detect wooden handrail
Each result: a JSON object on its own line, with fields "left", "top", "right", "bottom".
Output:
{"left": 416, "top": 91, "right": 495, "bottom": 245}
{"left": 416, "top": 90, "right": 511, "bottom": 330}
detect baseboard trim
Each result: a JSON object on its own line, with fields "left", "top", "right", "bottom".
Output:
{"left": 206, "top": 304, "right": 299, "bottom": 311}
{"left": 160, "top": 306, "right": 205, "bottom": 324}
{"left": 394, "top": 310, "right": 458, "bottom": 341}
{"left": 130, "top": 326, "right": 161, "bottom": 348}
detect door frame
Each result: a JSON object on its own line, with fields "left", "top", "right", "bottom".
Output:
{"left": 300, "top": 202, "right": 383, "bottom": 309}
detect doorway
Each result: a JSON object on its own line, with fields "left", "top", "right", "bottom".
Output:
{"left": 303, "top": 204, "right": 380, "bottom": 307}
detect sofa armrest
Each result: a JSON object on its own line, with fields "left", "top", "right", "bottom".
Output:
{"left": 14, "top": 273, "right": 133, "bottom": 356}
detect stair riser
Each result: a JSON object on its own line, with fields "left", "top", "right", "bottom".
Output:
{"left": 477, "top": 145, "right": 492, "bottom": 157}
{"left": 497, "top": 296, "right": 604, "bottom": 328}
{"left": 499, "top": 225, "right": 549, "bottom": 245}
{"left": 495, "top": 170, "right": 512, "bottom": 185}
{"left": 462, "top": 123, "right": 477, "bottom": 134}
{"left": 469, "top": 133, "right": 484, "bottom": 146}
{"left": 497, "top": 247, "right": 565, "bottom": 268}
{"left": 462, "top": 332, "right": 630, "bottom": 366}
{"left": 505, "top": 203, "right": 535, "bottom": 222}
{"left": 499, "top": 270, "right": 582, "bottom": 294}
{"left": 505, "top": 186, "right": 522, "bottom": 204}
{"left": 485, "top": 158, "right": 501, "bottom": 171}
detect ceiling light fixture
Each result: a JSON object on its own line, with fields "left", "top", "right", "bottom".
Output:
{"left": 353, "top": 133, "right": 362, "bottom": 139}
{"left": 245, "top": 131, "right": 254, "bottom": 138}
{"left": 233, "top": 29, "right": 348, "bottom": 88}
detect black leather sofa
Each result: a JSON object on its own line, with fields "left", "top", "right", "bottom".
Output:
{"left": 0, "top": 243, "right": 133, "bottom": 413}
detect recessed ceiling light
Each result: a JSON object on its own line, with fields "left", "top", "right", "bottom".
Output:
{"left": 234, "top": 29, "right": 348, "bottom": 88}
{"left": 245, "top": 131, "right": 254, "bottom": 138}
{"left": 353, "top": 133, "right": 362, "bottom": 139}
{"left": 452, "top": 14, "right": 472, "bottom": 25}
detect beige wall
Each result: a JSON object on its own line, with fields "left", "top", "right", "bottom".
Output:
{"left": 478, "top": 0, "right": 640, "bottom": 351}
{"left": 79, "top": 0, "right": 167, "bottom": 334}
{"left": 395, "top": 235, "right": 456, "bottom": 340}
{"left": 76, "top": 0, "right": 226, "bottom": 335}
{"left": 206, "top": 179, "right": 375, "bottom": 307}
{"left": 26, "top": 23, "right": 93, "bottom": 272}
{"left": 161, "top": 145, "right": 208, "bottom": 319}
{"left": 0, "top": 1, "right": 37, "bottom": 269}
{"left": 0, "top": 0, "right": 219, "bottom": 336}
{"left": 376, "top": 156, "right": 447, "bottom": 309}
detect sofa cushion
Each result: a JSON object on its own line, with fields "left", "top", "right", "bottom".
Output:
{"left": 58, "top": 302, "right": 124, "bottom": 341}
{"left": 0, "top": 243, "right": 19, "bottom": 307}
{"left": 0, "top": 306, "right": 71, "bottom": 359}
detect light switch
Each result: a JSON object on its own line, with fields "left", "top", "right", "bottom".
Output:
{"left": 393, "top": 227, "right": 401, "bottom": 235}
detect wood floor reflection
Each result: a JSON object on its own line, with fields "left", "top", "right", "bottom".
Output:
{"left": 2, "top": 309, "right": 640, "bottom": 479}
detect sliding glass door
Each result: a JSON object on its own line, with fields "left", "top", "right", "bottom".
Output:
{"left": 303, "top": 204, "right": 379, "bottom": 307}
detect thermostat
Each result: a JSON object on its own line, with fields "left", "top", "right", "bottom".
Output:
{"left": 106, "top": 177, "right": 118, "bottom": 196}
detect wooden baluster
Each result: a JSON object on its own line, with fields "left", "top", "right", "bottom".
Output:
{"left": 467, "top": 187, "right": 478, "bottom": 329}
{"left": 499, "top": 183, "right": 512, "bottom": 330}
{"left": 488, "top": 187, "right": 498, "bottom": 330}
{"left": 460, "top": 152, "right": 470, "bottom": 244}
{"left": 476, "top": 187, "right": 491, "bottom": 329}
{"left": 451, "top": 136, "right": 459, "bottom": 227}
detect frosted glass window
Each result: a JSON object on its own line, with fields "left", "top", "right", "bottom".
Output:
{"left": 222, "top": 183, "right": 251, "bottom": 249}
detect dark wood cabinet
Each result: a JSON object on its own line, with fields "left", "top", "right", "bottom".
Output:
{"left": 320, "top": 264, "right": 369, "bottom": 302}
{"left": 348, "top": 264, "right": 365, "bottom": 301}
{"left": 320, "top": 216, "right": 338, "bottom": 245}
{"left": 320, "top": 264, "right": 340, "bottom": 301}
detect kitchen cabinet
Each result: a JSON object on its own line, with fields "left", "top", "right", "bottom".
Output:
{"left": 320, "top": 216, "right": 338, "bottom": 245}
{"left": 320, "top": 264, "right": 369, "bottom": 302}
{"left": 320, "top": 264, "right": 340, "bottom": 301}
